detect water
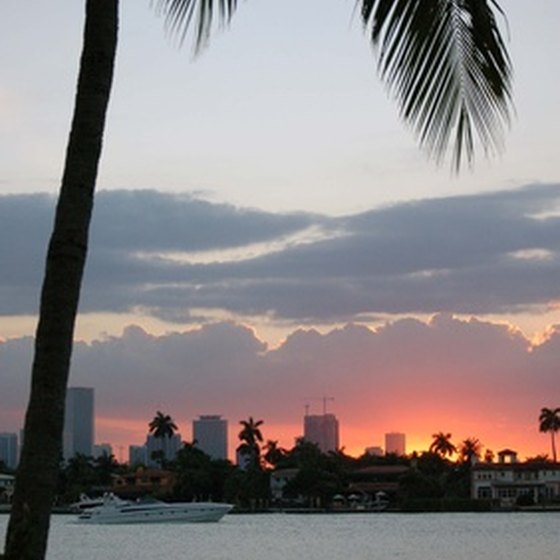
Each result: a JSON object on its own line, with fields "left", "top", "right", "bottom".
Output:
{"left": 1, "top": 512, "right": 558, "bottom": 560}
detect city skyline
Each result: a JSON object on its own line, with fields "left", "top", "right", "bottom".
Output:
{"left": 1, "top": 2, "right": 559, "bottom": 467}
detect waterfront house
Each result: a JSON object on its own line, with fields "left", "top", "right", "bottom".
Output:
{"left": 112, "top": 466, "right": 176, "bottom": 498}
{"left": 471, "top": 449, "right": 560, "bottom": 507}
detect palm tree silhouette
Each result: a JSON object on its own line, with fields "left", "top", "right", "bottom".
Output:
{"left": 429, "top": 432, "right": 457, "bottom": 459}
{"left": 5, "top": 2, "right": 513, "bottom": 558}
{"left": 263, "top": 439, "right": 287, "bottom": 468}
{"left": 148, "top": 411, "right": 178, "bottom": 467}
{"left": 459, "top": 437, "right": 482, "bottom": 464}
{"left": 149, "top": 411, "right": 178, "bottom": 440}
{"left": 539, "top": 407, "right": 560, "bottom": 463}
{"left": 237, "top": 417, "right": 264, "bottom": 469}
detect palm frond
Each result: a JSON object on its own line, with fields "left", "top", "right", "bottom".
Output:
{"left": 152, "top": 0, "right": 239, "bottom": 51}
{"left": 361, "top": 0, "right": 513, "bottom": 170}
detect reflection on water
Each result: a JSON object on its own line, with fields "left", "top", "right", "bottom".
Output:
{"left": 1, "top": 512, "right": 559, "bottom": 560}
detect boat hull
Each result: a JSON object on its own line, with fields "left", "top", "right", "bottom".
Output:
{"left": 77, "top": 500, "right": 233, "bottom": 524}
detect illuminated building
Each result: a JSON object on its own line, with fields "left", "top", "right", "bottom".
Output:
{"left": 385, "top": 432, "right": 406, "bottom": 456}
{"left": 304, "top": 413, "right": 340, "bottom": 453}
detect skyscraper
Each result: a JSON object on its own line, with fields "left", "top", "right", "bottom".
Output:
{"left": 145, "top": 433, "right": 182, "bottom": 467}
{"left": 303, "top": 414, "right": 340, "bottom": 453}
{"left": 385, "top": 432, "right": 406, "bottom": 456}
{"left": 193, "top": 415, "right": 228, "bottom": 460}
{"left": 63, "top": 387, "right": 94, "bottom": 460}
{"left": 0, "top": 433, "right": 18, "bottom": 469}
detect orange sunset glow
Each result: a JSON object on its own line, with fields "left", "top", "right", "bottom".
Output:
{"left": 2, "top": 312, "right": 557, "bottom": 465}
{"left": 72, "top": 312, "right": 557, "bottom": 465}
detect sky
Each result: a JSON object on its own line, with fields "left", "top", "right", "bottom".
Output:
{"left": 1, "top": 1, "right": 560, "bottom": 461}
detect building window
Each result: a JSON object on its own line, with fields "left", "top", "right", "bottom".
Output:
{"left": 477, "top": 487, "right": 491, "bottom": 499}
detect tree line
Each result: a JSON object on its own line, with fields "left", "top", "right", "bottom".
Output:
{"left": 46, "top": 407, "right": 560, "bottom": 513}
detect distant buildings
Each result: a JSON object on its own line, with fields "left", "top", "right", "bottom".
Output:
{"left": 385, "top": 432, "right": 406, "bottom": 456}
{"left": 0, "top": 433, "right": 18, "bottom": 470}
{"left": 63, "top": 387, "right": 94, "bottom": 460}
{"left": 128, "top": 445, "right": 148, "bottom": 466}
{"left": 193, "top": 415, "right": 228, "bottom": 460}
{"left": 93, "top": 443, "right": 113, "bottom": 459}
{"left": 365, "top": 446, "right": 384, "bottom": 457}
{"left": 145, "top": 433, "right": 182, "bottom": 467}
{"left": 304, "top": 413, "right": 340, "bottom": 453}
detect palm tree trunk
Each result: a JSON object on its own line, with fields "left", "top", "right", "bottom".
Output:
{"left": 3, "top": 2, "right": 118, "bottom": 558}
{"left": 551, "top": 432, "right": 557, "bottom": 463}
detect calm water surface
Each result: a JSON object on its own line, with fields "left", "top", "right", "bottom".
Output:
{"left": 1, "top": 512, "right": 558, "bottom": 560}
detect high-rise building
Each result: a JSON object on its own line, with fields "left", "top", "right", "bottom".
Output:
{"left": 145, "top": 433, "right": 182, "bottom": 467}
{"left": 303, "top": 414, "right": 339, "bottom": 453}
{"left": 63, "top": 387, "right": 94, "bottom": 460}
{"left": 0, "top": 433, "right": 18, "bottom": 470}
{"left": 385, "top": 432, "right": 406, "bottom": 456}
{"left": 129, "top": 445, "right": 148, "bottom": 466}
{"left": 193, "top": 415, "right": 228, "bottom": 460}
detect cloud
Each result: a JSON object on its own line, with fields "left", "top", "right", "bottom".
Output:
{"left": 1, "top": 184, "right": 559, "bottom": 322}
{"left": 1, "top": 316, "right": 557, "bottom": 457}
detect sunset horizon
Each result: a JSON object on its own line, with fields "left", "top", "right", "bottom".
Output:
{"left": 3, "top": 310, "right": 556, "bottom": 465}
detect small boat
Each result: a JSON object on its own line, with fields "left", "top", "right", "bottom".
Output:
{"left": 76, "top": 493, "right": 233, "bottom": 524}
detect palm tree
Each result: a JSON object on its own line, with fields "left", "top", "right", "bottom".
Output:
{"left": 4, "top": 1, "right": 513, "bottom": 558}
{"left": 149, "top": 411, "right": 178, "bottom": 440}
{"left": 148, "top": 411, "right": 178, "bottom": 467}
{"left": 458, "top": 437, "right": 482, "bottom": 464}
{"left": 237, "top": 417, "right": 264, "bottom": 469}
{"left": 263, "top": 439, "right": 287, "bottom": 468}
{"left": 429, "top": 432, "right": 457, "bottom": 459}
{"left": 539, "top": 407, "right": 560, "bottom": 463}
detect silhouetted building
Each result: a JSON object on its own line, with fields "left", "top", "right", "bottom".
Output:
{"left": 93, "top": 443, "right": 113, "bottom": 459}
{"left": 146, "top": 433, "right": 181, "bottom": 467}
{"left": 0, "top": 433, "right": 18, "bottom": 470}
{"left": 193, "top": 415, "right": 228, "bottom": 460}
{"left": 63, "top": 387, "right": 94, "bottom": 460}
{"left": 385, "top": 432, "right": 406, "bottom": 456}
{"left": 304, "top": 414, "right": 339, "bottom": 453}
{"left": 129, "top": 445, "right": 148, "bottom": 466}
{"left": 365, "top": 446, "right": 384, "bottom": 457}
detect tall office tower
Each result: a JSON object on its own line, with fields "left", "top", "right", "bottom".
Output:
{"left": 193, "top": 415, "right": 228, "bottom": 460}
{"left": 303, "top": 414, "right": 340, "bottom": 453}
{"left": 0, "top": 433, "right": 18, "bottom": 469}
{"left": 145, "top": 433, "right": 182, "bottom": 467}
{"left": 385, "top": 432, "right": 406, "bottom": 456}
{"left": 63, "top": 387, "right": 94, "bottom": 460}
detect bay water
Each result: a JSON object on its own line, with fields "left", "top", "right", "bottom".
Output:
{"left": 1, "top": 512, "right": 558, "bottom": 559}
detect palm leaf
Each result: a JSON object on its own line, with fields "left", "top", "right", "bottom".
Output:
{"left": 152, "top": 0, "right": 239, "bottom": 51}
{"left": 360, "top": 0, "right": 513, "bottom": 170}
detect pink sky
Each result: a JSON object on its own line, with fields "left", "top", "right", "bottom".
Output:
{"left": 2, "top": 314, "right": 550, "bottom": 463}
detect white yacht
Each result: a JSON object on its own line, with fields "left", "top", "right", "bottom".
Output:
{"left": 76, "top": 493, "right": 233, "bottom": 524}
{"left": 69, "top": 493, "right": 105, "bottom": 513}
